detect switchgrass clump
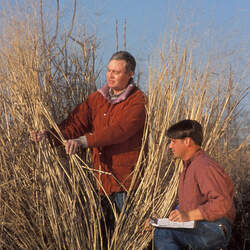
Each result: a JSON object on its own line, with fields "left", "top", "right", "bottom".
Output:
{"left": 110, "top": 42, "right": 248, "bottom": 249}
{"left": 0, "top": 1, "right": 249, "bottom": 250}
{"left": 0, "top": 1, "right": 101, "bottom": 249}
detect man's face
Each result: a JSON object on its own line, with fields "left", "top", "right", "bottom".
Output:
{"left": 169, "top": 138, "right": 187, "bottom": 159}
{"left": 106, "top": 59, "right": 134, "bottom": 93}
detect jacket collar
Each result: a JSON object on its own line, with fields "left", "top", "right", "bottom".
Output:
{"left": 98, "top": 81, "right": 136, "bottom": 104}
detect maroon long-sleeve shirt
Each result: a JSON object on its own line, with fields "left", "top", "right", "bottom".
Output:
{"left": 178, "top": 150, "right": 235, "bottom": 224}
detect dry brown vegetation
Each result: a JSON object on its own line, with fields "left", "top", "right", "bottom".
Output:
{"left": 0, "top": 1, "right": 249, "bottom": 249}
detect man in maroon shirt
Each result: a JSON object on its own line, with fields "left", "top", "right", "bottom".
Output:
{"left": 154, "top": 119, "right": 235, "bottom": 250}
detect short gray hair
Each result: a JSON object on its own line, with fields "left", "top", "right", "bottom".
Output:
{"left": 109, "top": 51, "right": 136, "bottom": 73}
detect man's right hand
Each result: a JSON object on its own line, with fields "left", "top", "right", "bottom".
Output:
{"left": 30, "top": 129, "right": 47, "bottom": 142}
{"left": 64, "top": 137, "right": 87, "bottom": 155}
{"left": 142, "top": 218, "right": 153, "bottom": 234}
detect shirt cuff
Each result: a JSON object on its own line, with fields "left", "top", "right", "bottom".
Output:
{"left": 78, "top": 136, "right": 88, "bottom": 148}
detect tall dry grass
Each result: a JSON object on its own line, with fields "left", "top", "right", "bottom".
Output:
{"left": 0, "top": 1, "right": 249, "bottom": 250}
{"left": 0, "top": 1, "right": 102, "bottom": 249}
{"left": 110, "top": 43, "right": 248, "bottom": 249}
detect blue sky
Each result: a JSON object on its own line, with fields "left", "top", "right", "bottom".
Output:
{"left": 47, "top": 0, "right": 248, "bottom": 61}
{"left": 2, "top": 1, "right": 249, "bottom": 65}
{"left": 1, "top": 0, "right": 249, "bottom": 87}
{"left": 69, "top": 0, "right": 249, "bottom": 97}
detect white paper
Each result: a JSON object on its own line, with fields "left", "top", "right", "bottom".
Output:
{"left": 150, "top": 218, "right": 195, "bottom": 228}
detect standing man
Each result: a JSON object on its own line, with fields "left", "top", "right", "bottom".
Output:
{"left": 32, "top": 51, "right": 146, "bottom": 212}
{"left": 153, "top": 119, "right": 235, "bottom": 250}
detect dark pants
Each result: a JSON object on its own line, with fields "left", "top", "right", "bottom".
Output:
{"left": 101, "top": 192, "right": 126, "bottom": 248}
{"left": 154, "top": 217, "right": 231, "bottom": 250}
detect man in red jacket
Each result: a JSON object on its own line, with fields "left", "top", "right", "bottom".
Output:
{"left": 32, "top": 50, "right": 146, "bottom": 211}
{"left": 153, "top": 120, "right": 235, "bottom": 250}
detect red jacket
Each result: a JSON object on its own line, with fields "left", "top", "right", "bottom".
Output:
{"left": 178, "top": 150, "right": 235, "bottom": 223}
{"left": 57, "top": 83, "right": 146, "bottom": 195}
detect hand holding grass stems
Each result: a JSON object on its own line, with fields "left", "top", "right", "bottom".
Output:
{"left": 64, "top": 137, "right": 86, "bottom": 155}
{"left": 31, "top": 129, "right": 85, "bottom": 154}
{"left": 30, "top": 129, "right": 47, "bottom": 142}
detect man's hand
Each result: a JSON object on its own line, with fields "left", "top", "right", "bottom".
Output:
{"left": 168, "top": 209, "right": 189, "bottom": 222}
{"left": 144, "top": 218, "right": 152, "bottom": 231}
{"left": 30, "top": 129, "right": 47, "bottom": 142}
{"left": 141, "top": 218, "right": 153, "bottom": 235}
{"left": 64, "top": 138, "right": 84, "bottom": 155}
{"left": 169, "top": 208, "right": 203, "bottom": 222}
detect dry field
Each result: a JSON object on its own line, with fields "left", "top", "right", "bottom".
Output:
{"left": 0, "top": 1, "right": 249, "bottom": 249}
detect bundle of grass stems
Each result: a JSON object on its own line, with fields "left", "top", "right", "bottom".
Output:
{"left": 0, "top": 1, "right": 249, "bottom": 249}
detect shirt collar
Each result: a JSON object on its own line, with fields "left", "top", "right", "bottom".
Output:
{"left": 98, "top": 80, "right": 136, "bottom": 104}
{"left": 109, "top": 88, "right": 126, "bottom": 99}
{"left": 183, "top": 148, "right": 203, "bottom": 168}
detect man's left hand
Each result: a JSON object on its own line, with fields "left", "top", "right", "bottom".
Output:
{"left": 168, "top": 209, "right": 189, "bottom": 222}
{"left": 64, "top": 138, "right": 83, "bottom": 155}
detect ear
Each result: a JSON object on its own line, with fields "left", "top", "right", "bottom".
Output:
{"left": 128, "top": 71, "right": 134, "bottom": 78}
{"left": 184, "top": 137, "right": 192, "bottom": 146}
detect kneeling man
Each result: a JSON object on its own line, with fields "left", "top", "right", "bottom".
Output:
{"left": 154, "top": 119, "right": 235, "bottom": 250}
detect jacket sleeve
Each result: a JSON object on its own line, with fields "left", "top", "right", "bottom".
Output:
{"left": 86, "top": 92, "right": 146, "bottom": 147}
{"left": 56, "top": 98, "right": 93, "bottom": 140}
{"left": 196, "top": 162, "right": 235, "bottom": 222}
